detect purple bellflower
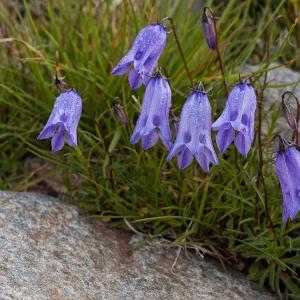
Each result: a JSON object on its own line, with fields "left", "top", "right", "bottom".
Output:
{"left": 167, "top": 90, "right": 219, "bottom": 172}
{"left": 130, "top": 74, "right": 172, "bottom": 150}
{"left": 37, "top": 88, "right": 82, "bottom": 152}
{"left": 212, "top": 83, "right": 256, "bottom": 157}
{"left": 275, "top": 139, "right": 300, "bottom": 223}
{"left": 112, "top": 24, "right": 167, "bottom": 90}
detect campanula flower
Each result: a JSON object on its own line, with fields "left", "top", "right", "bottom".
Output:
{"left": 130, "top": 75, "right": 172, "bottom": 150}
{"left": 212, "top": 83, "right": 256, "bottom": 157}
{"left": 201, "top": 7, "right": 217, "bottom": 50}
{"left": 167, "top": 90, "right": 219, "bottom": 172}
{"left": 112, "top": 24, "right": 167, "bottom": 90}
{"left": 37, "top": 88, "right": 82, "bottom": 152}
{"left": 275, "top": 141, "right": 300, "bottom": 223}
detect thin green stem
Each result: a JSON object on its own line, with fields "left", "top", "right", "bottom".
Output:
{"left": 161, "top": 17, "right": 193, "bottom": 86}
{"left": 216, "top": 45, "right": 228, "bottom": 96}
{"left": 255, "top": 24, "right": 274, "bottom": 230}
{"left": 204, "top": 7, "right": 228, "bottom": 96}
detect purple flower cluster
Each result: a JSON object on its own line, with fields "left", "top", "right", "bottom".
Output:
{"left": 112, "top": 25, "right": 257, "bottom": 173}
{"left": 36, "top": 17, "right": 299, "bottom": 224}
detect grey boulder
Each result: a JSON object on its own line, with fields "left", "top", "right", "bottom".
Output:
{"left": 0, "top": 191, "right": 275, "bottom": 299}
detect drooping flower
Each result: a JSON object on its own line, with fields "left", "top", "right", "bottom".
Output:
{"left": 167, "top": 90, "right": 219, "bottom": 172}
{"left": 201, "top": 7, "right": 217, "bottom": 50}
{"left": 212, "top": 83, "right": 256, "bottom": 157}
{"left": 112, "top": 24, "right": 167, "bottom": 90}
{"left": 37, "top": 88, "right": 82, "bottom": 152}
{"left": 130, "top": 74, "right": 172, "bottom": 150}
{"left": 275, "top": 139, "right": 300, "bottom": 223}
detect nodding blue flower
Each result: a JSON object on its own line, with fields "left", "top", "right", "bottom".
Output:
{"left": 37, "top": 88, "right": 82, "bottom": 152}
{"left": 212, "top": 83, "right": 256, "bottom": 157}
{"left": 167, "top": 91, "right": 219, "bottom": 172}
{"left": 275, "top": 142, "right": 300, "bottom": 223}
{"left": 112, "top": 24, "right": 167, "bottom": 90}
{"left": 130, "top": 75, "right": 172, "bottom": 150}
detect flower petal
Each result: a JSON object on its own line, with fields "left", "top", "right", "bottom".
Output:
{"left": 37, "top": 125, "right": 56, "bottom": 140}
{"left": 141, "top": 131, "right": 159, "bottom": 150}
{"left": 128, "top": 69, "right": 143, "bottom": 90}
{"left": 216, "top": 127, "right": 235, "bottom": 153}
{"left": 195, "top": 152, "right": 210, "bottom": 173}
{"left": 234, "top": 132, "right": 251, "bottom": 157}
{"left": 51, "top": 125, "right": 65, "bottom": 152}
{"left": 111, "top": 61, "right": 132, "bottom": 75}
{"left": 177, "top": 146, "right": 193, "bottom": 169}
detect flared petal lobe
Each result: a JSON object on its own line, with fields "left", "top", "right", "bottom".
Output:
{"left": 167, "top": 91, "right": 218, "bottom": 172}
{"left": 275, "top": 146, "right": 300, "bottom": 223}
{"left": 112, "top": 24, "right": 167, "bottom": 89}
{"left": 37, "top": 88, "right": 82, "bottom": 152}
{"left": 212, "top": 83, "right": 256, "bottom": 156}
{"left": 130, "top": 76, "right": 172, "bottom": 150}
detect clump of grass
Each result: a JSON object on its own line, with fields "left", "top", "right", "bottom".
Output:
{"left": 0, "top": 0, "right": 300, "bottom": 298}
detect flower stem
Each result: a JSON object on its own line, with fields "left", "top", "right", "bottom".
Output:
{"left": 255, "top": 25, "right": 274, "bottom": 230}
{"left": 148, "top": 0, "right": 156, "bottom": 23}
{"left": 205, "top": 7, "right": 228, "bottom": 96}
{"left": 161, "top": 17, "right": 193, "bottom": 86}
{"left": 216, "top": 45, "right": 228, "bottom": 96}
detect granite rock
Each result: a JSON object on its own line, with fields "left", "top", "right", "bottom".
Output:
{"left": 0, "top": 191, "right": 275, "bottom": 300}
{"left": 243, "top": 64, "right": 300, "bottom": 139}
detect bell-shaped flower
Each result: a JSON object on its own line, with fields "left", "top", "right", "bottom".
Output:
{"left": 212, "top": 83, "right": 256, "bottom": 157}
{"left": 112, "top": 24, "right": 167, "bottom": 90}
{"left": 37, "top": 88, "right": 82, "bottom": 152}
{"left": 275, "top": 142, "right": 300, "bottom": 223}
{"left": 167, "top": 91, "right": 219, "bottom": 172}
{"left": 130, "top": 74, "right": 172, "bottom": 150}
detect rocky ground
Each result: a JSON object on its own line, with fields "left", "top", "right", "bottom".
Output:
{"left": 243, "top": 63, "right": 300, "bottom": 139}
{"left": 0, "top": 191, "right": 275, "bottom": 300}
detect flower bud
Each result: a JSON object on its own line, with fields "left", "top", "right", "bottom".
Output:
{"left": 201, "top": 8, "right": 217, "bottom": 50}
{"left": 112, "top": 104, "right": 128, "bottom": 125}
{"left": 282, "top": 100, "right": 298, "bottom": 131}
